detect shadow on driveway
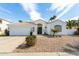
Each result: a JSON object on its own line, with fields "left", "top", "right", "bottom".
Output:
{"left": 63, "top": 44, "right": 79, "bottom": 56}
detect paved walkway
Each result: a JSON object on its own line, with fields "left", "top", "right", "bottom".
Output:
{"left": 0, "top": 36, "right": 25, "bottom": 53}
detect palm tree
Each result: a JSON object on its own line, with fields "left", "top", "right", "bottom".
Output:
{"left": 77, "top": 18, "right": 79, "bottom": 26}
{"left": 71, "top": 20, "right": 76, "bottom": 27}
{"left": 18, "top": 20, "right": 23, "bottom": 23}
{"left": 71, "top": 18, "right": 79, "bottom": 28}
{"left": 66, "top": 20, "right": 72, "bottom": 29}
{"left": 49, "top": 15, "right": 57, "bottom": 22}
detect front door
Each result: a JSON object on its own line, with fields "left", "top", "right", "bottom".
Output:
{"left": 37, "top": 24, "right": 42, "bottom": 34}
{"left": 37, "top": 27, "right": 42, "bottom": 34}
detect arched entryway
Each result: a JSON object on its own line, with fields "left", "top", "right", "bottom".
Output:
{"left": 37, "top": 24, "right": 42, "bottom": 34}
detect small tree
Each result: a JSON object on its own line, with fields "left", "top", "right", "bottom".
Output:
{"left": 51, "top": 29, "right": 59, "bottom": 37}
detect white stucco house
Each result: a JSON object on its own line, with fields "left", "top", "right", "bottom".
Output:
{"left": 8, "top": 19, "right": 76, "bottom": 36}
{"left": 0, "top": 18, "right": 11, "bottom": 35}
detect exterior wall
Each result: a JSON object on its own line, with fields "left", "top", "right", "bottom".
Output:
{"left": 47, "top": 20, "right": 67, "bottom": 35}
{"left": 64, "top": 29, "right": 76, "bottom": 35}
{"left": 2, "top": 20, "right": 10, "bottom": 24}
{"left": 8, "top": 23, "right": 37, "bottom": 36}
{"left": 0, "top": 20, "right": 10, "bottom": 35}
{"left": 33, "top": 20, "right": 47, "bottom": 34}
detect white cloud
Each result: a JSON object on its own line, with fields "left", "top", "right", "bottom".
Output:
{"left": 0, "top": 0, "right": 78, "bottom": 3}
{"left": 48, "top": 2, "right": 75, "bottom": 20}
{"left": 49, "top": 3, "right": 70, "bottom": 12}
{"left": 21, "top": 3, "right": 43, "bottom": 21}
{"left": 0, "top": 7, "right": 12, "bottom": 14}
{"left": 55, "top": 3, "right": 75, "bottom": 20}
{"left": 70, "top": 16, "right": 79, "bottom": 20}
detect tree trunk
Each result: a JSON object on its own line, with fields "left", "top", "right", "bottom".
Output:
{"left": 53, "top": 32, "right": 55, "bottom": 37}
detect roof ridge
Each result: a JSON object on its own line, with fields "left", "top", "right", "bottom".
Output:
{"left": 0, "top": 18, "right": 12, "bottom": 23}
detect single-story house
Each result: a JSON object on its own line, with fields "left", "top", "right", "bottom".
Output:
{"left": 0, "top": 18, "right": 11, "bottom": 35}
{"left": 8, "top": 19, "right": 76, "bottom": 36}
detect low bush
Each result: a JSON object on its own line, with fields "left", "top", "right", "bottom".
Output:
{"left": 25, "top": 35, "right": 36, "bottom": 46}
{"left": 32, "top": 35, "right": 36, "bottom": 39}
{"left": 77, "top": 28, "right": 79, "bottom": 31}
{"left": 74, "top": 28, "right": 79, "bottom": 35}
{"left": 74, "top": 31, "right": 79, "bottom": 35}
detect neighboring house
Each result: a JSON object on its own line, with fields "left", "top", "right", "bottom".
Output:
{"left": 8, "top": 19, "right": 73, "bottom": 36}
{"left": 0, "top": 18, "right": 11, "bottom": 35}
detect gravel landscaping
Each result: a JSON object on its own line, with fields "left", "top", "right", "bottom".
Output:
{"left": 13, "top": 35, "right": 79, "bottom": 53}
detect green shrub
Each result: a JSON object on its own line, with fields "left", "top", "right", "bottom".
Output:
{"left": 32, "top": 35, "right": 36, "bottom": 39}
{"left": 25, "top": 35, "right": 36, "bottom": 46}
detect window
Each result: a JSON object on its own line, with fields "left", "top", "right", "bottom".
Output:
{"left": 37, "top": 24, "right": 42, "bottom": 34}
{"left": 54, "top": 25, "right": 62, "bottom": 32}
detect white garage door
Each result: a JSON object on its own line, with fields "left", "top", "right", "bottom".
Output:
{"left": 10, "top": 26, "right": 32, "bottom": 36}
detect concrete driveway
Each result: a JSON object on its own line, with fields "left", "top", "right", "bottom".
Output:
{"left": 0, "top": 36, "right": 25, "bottom": 53}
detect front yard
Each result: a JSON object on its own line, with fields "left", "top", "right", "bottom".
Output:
{"left": 0, "top": 35, "right": 79, "bottom": 55}
{"left": 13, "top": 35, "right": 79, "bottom": 53}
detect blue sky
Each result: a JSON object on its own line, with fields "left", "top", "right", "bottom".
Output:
{"left": 0, "top": 3, "right": 79, "bottom": 22}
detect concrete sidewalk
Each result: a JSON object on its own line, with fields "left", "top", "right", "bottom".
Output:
{"left": 0, "top": 36, "right": 25, "bottom": 53}
{"left": 0, "top": 52, "right": 74, "bottom": 56}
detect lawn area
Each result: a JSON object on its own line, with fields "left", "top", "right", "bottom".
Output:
{"left": 13, "top": 35, "right": 79, "bottom": 53}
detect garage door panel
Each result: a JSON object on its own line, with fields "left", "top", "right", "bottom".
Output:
{"left": 10, "top": 27, "right": 32, "bottom": 35}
